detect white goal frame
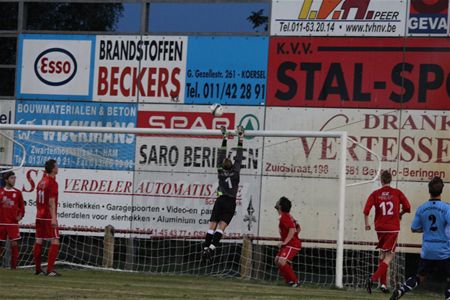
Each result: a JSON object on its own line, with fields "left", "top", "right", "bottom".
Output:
{"left": 0, "top": 123, "right": 381, "bottom": 288}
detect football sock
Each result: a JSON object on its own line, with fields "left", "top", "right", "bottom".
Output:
{"left": 379, "top": 259, "right": 387, "bottom": 285}
{"left": 11, "top": 244, "right": 19, "bottom": 269}
{"left": 211, "top": 229, "right": 223, "bottom": 247}
{"left": 400, "top": 276, "right": 420, "bottom": 294}
{"left": 47, "top": 244, "right": 59, "bottom": 273}
{"left": 371, "top": 261, "right": 388, "bottom": 282}
{"left": 445, "top": 281, "right": 450, "bottom": 300}
{"left": 203, "top": 230, "right": 214, "bottom": 248}
{"left": 34, "top": 243, "right": 42, "bottom": 272}
{"left": 280, "top": 264, "right": 298, "bottom": 284}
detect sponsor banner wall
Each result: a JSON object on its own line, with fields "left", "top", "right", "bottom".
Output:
{"left": 93, "top": 35, "right": 187, "bottom": 103}
{"left": 17, "top": 34, "right": 95, "bottom": 100}
{"left": 408, "top": 0, "right": 449, "bottom": 35}
{"left": 136, "top": 104, "right": 264, "bottom": 175}
{"left": 264, "top": 107, "right": 450, "bottom": 182}
{"left": 267, "top": 37, "right": 450, "bottom": 109}
{"left": 271, "top": 0, "right": 406, "bottom": 37}
{"left": 131, "top": 172, "right": 260, "bottom": 238}
{"left": 184, "top": 37, "right": 268, "bottom": 105}
{"left": 0, "top": 101, "right": 15, "bottom": 167}
{"left": 14, "top": 100, "right": 137, "bottom": 170}
{"left": 17, "top": 168, "right": 134, "bottom": 232}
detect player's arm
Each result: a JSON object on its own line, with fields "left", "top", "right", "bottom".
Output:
{"left": 363, "top": 194, "right": 374, "bottom": 230}
{"left": 17, "top": 192, "right": 25, "bottom": 222}
{"left": 399, "top": 191, "right": 411, "bottom": 219}
{"left": 49, "top": 197, "right": 57, "bottom": 227}
{"left": 233, "top": 125, "right": 245, "bottom": 172}
{"left": 410, "top": 210, "right": 423, "bottom": 233}
{"left": 217, "top": 126, "right": 228, "bottom": 171}
{"left": 281, "top": 228, "right": 296, "bottom": 246}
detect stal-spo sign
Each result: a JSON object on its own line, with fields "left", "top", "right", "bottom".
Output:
{"left": 267, "top": 37, "right": 450, "bottom": 109}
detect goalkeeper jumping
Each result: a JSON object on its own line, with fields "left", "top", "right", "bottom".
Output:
{"left": 201, "top": 125, "right": 245, "bottom": 263}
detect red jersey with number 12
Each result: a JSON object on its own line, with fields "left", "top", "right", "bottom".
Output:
{"left": 363, "top": 186, "right": 411, "bottom": 232}
{"left": 36, "top": 174, "right": 58, "bottom": 220}
{"left": 279, "top": 212, "right": 301, "bottom": 248}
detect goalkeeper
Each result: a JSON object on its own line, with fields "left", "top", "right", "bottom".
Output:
{"left": 201, "top": 125, "right": 244, "bottom": 263}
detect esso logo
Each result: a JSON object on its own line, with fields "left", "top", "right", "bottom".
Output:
{"left": 34, "top": 48, "right": 77, "bottom": 86}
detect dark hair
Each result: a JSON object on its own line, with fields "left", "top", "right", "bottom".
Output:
{"left": 222, "top": 158, "right": 232, "bottom": 170}
{"left": 380, "top": 170, "right": 392, "bottom": 184}
{"left": 277, "top": 196, "right": 292, "bottom": 213}
{"left": 428, "top": 176, "right": 444, "bottom": 198}
{"left": 3, "top": 171, "right": 15, "bottom": 181}
{"left": 45, "top": 159, "right": 57, "bottom": 174}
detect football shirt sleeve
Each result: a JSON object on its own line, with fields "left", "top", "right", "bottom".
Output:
{"left": 410, "top": 208, "right": 423, "bottom": 232}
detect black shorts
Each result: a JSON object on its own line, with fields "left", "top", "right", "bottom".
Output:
{"left": 210, "top": 195, "right": 236, "bottom": 225}
{"left": 417, "top": 258, "right": 450, "bottom": 278}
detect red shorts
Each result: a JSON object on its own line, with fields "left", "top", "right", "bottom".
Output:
{"left": 35, "top": 219, "right": 59, "bottom": 239}
{"left": 0, "top": 224, "right": 20, "bottom": 241}
{"left": 276, "top": 245, "right": 301, "bottom": 262}
{"left": 376, "top": 232, "right": 398, "bottom": 252}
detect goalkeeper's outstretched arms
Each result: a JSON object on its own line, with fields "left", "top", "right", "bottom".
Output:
{"left": 234, "top": 125, "right": 244, "bottom": 172}
{"left": 217, "top": 126, "right": 228, "bottom": 172}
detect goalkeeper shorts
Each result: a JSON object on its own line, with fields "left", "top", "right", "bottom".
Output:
{"left": 210, "top": 195, "right": 236, "bottom": 225}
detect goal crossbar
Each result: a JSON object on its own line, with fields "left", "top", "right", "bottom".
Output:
{"left": 0, "top": 123, "right": 348, "bottom": 287}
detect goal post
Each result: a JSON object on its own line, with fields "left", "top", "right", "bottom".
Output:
{"left": 0, "top": 123, "right": 384, "bottom": 289}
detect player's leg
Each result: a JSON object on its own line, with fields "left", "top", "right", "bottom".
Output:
{"left": 46, "top": 225, "right": 61, "bottom": 275}
{"left": 443, "top": 259, "right": 450, "bottom": 300}
{"left": 275, "top": 247, "right": 300, "bottom": 287}
{"left": 209, "top": 197, "right": 236, "bottom": 252}
{"left": 367, "top": 232, "right": 397, "bottom": 294}
{"left": 203, "top": 197, "right": 222, "bottom": 249}
{"left": 7, "top": 224, "right": 21, "bottom": 269}
{"left": 390, "top": 259, "right": 430, "bottom": 300}
{"left": 0, "top": 225, "right": 6, "bottom": 264}
{"left": 34, "top": 219, "right": 44, "bottom": 274}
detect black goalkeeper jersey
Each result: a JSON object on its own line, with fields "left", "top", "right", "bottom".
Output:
{"left": 217, "top": 142, "right": 243, "bottom": 198}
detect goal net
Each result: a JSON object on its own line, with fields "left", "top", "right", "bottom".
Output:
{"left": 0, "top": 123, "right": 404, "bottom": 289}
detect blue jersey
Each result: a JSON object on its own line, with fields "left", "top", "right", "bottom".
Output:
{"left": 411, "top": 200, "right": 450, "bottom": 260}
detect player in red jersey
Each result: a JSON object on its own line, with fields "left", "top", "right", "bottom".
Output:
{"left": 274, "top": 196, "right": 302, "bottom": 288}
{"left": 0, "top": 171, "right": 25, "bottom": 269}
{"left": 34, "top": 159, "right": 61, "bottom": 276}
{"left": 363, "top": 170, "right": 411, "bottom": 294}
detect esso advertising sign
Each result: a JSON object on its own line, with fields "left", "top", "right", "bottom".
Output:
{"left": 34, "top": 48, "right": 77, "bottom": 86}
{"left": 18, "top": 35, "right": 94, "bottom": 99}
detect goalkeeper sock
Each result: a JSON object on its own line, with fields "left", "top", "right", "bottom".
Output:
{"left": 47, "top": 244, "right": 59, "bottom": 273}
{"left": 379, "top": 259, "right": 387, "bottom": 286}
{"left": 211, "top": 229, "right": 223, "bottom": 247}
{"left": 34, "top": 243, "right": 42, "bottom": 272}
{"left": 371, "top": 261, "right": 388, "bottom": 282}
{"left": 203, "top": 230, "right": 214, "bottom": 248}
{"left": 11, "top": 244, "right": 19, "bottom": 269}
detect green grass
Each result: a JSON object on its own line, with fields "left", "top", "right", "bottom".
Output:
{"left": 0, "top": 269, "right": 440, "bottom": 300}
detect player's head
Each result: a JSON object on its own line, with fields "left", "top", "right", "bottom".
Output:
{"left": 222, "top": 158, "right": 232, "bottom": 170}
{"left": 45, "top": 159, "right": 58, "bottom": 175}
{"left": 380, "top": 170, "right": 392, "bottom": 185}
{"left": 3, "top": 171, "right": 16, "bottom": 187}
{"left": 428, "top": 176, "right": 444, "bottom": 198}
{"left": 275, "top": 196, "right": 292, "bottom": 213}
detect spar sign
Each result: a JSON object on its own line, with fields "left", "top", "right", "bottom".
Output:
{"left": 16, "top": 34, "right": 95, "bottom": 100}
{"left": 271, "top": 0, "right": 406, "bottom": 36}
{"left": 267, "top": 37, "right": 450, "bottom": 109}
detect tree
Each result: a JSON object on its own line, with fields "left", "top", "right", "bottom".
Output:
{"left": 25, "top": 3, "right": 124, "bottom": 31}
{"left": 247, "top": 9, "right": 268, "bottom": 32}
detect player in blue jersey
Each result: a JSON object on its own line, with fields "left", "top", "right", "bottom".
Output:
{"left": 390, "top": 176, "right": 450, "bottom": 300}
{"left": 201, "top": 125, "right": 244, "bottom": 263}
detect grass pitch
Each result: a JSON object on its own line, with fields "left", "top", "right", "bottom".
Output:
{"left": 0, "top": 269, "right": 440, "bottom": 299}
